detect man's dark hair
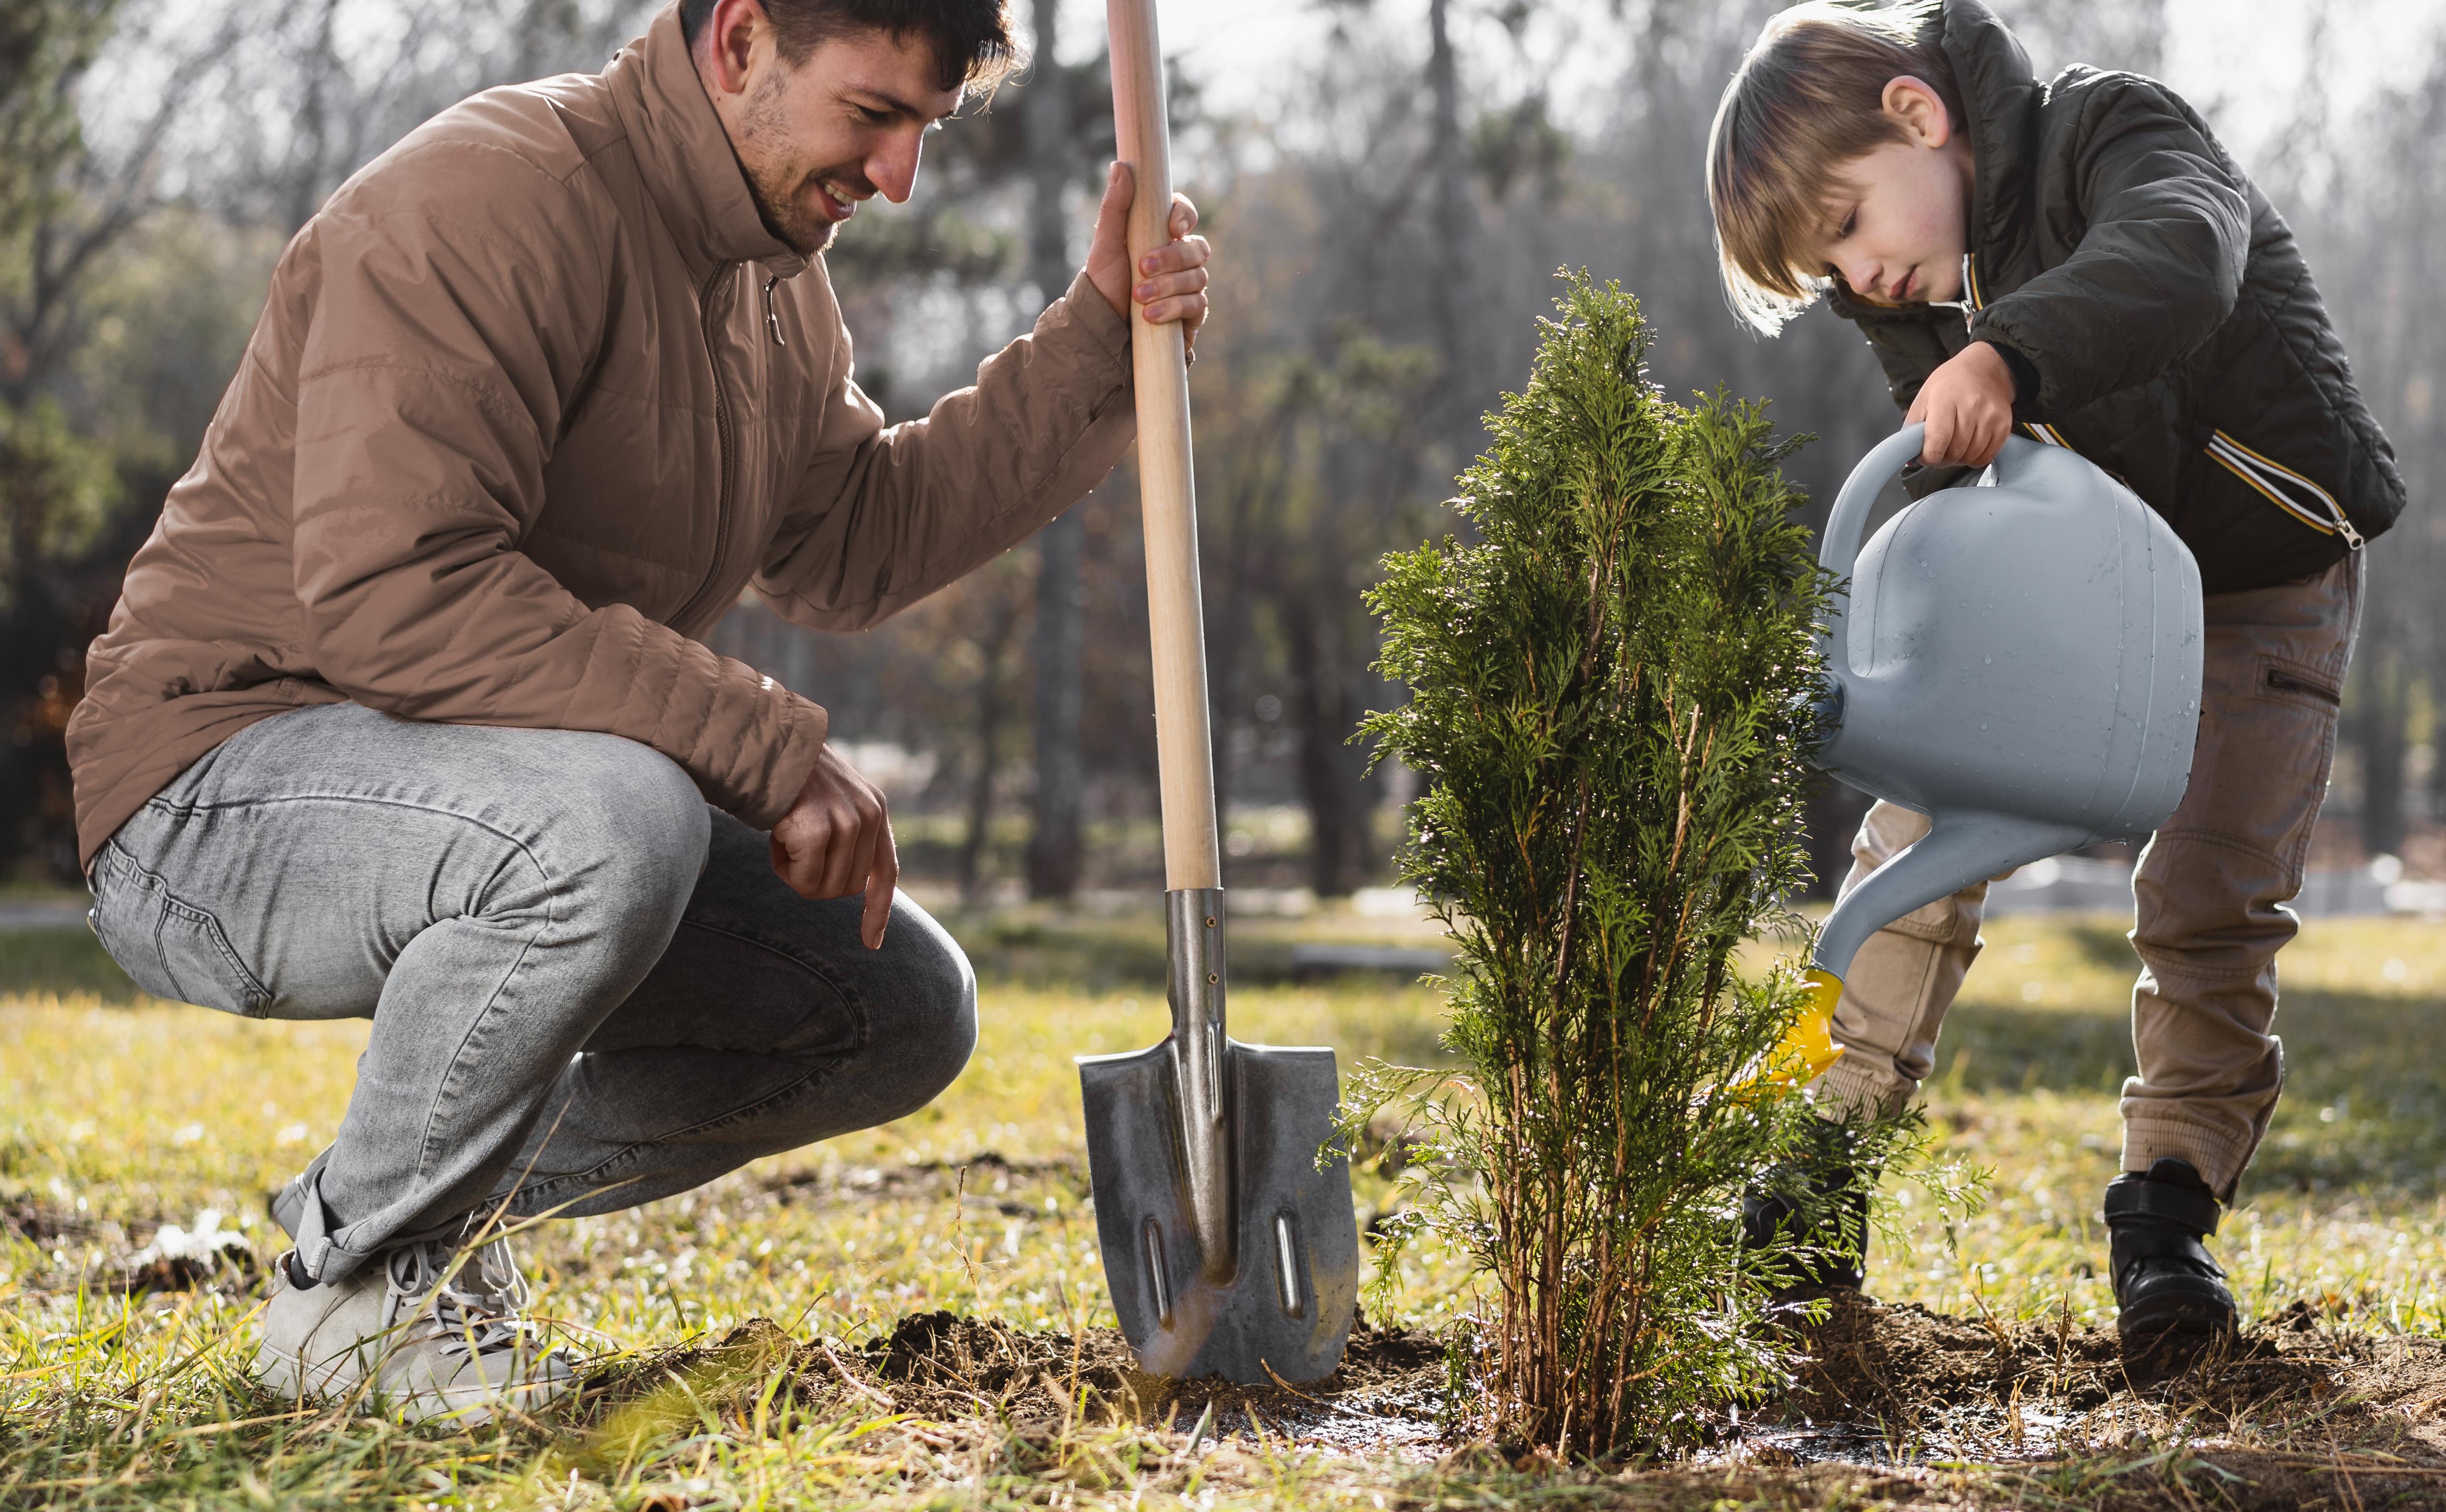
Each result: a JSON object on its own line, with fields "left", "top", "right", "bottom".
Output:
{"left": 680, "top": 0, "right": 1021, "bottom": 94}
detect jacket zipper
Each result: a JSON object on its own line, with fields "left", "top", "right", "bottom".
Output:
{"left": 1965, "top": 255, "right": 2362, "bottom": 550}
{"left": 763, "top": 274, "right": 786, "bottom": 347}
{"left": 2265, "top": 667, "right": 2342, "bottom": 705}
{"left": 2206, "top": 430, "right": 2364, "bottom": 549}
{"left": 1960, "top": 254, "right": 2078, "bottom": 452}
{"left": 674, "top": 262, "right": 739, "bottom": 630}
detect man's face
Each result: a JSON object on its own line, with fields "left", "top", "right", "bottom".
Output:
{"left": 1810, "top": 81, "right": 1974, "bottom": 306}
{"left": 724, "top": 28, "right": 967, "bottom": 256}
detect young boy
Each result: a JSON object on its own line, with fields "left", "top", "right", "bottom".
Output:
{"left": 1707, "top": 0, "right": 2404, "bottom": 1359}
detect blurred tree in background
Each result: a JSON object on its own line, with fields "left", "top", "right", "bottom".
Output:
{"left": 3, "top": 0, "right": 2439, "bottom": 900}
{"left": 0, "top": 0, "right": 243, "bottom": 878}
{"left": 2279, "top": 19, "right": 2446, "bottom": 864}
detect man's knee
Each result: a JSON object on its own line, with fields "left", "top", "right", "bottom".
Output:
{"left": 868, "top": 901, "right": 978, "bottom": 1119}
{"left": 529, "top": 737, "right": 709, "bottom": 917}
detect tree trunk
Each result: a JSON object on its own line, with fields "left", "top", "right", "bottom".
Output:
{"left": 1027, "top": 512, "right": 1086, "bottom": 897}
{"left": 1023, "top": 0, "right": 1087, "bottom": 900}
{"left": 1284, "top": 591, "right": 1367, "bottom": 897}
{"left": 2355, "top": 654, "right": 2409, "bottom": 860}
{"left": 1424, "top": 0, "right": 1471, "bottom": 423}
{"left": 961, "top": 600, "right": 1023, "bottom": 907}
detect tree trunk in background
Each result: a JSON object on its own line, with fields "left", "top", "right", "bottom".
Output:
{"left": 1284, "top": 591, "right": 1368, "bottom": 897}
{"left": 1424, "top": 0, "right": 1471, "bottom": 425}
{"left": 1023, "top": 0, "right": 1086, "bottom": 900}
{"left": 1027, "top": 511, "right": 1086, "bottom": 896}
{"left": 961, "top": 599, "right": 1023, "bottom": 907}
{"left": 2354, "top": 654, "right": 2410, "bottom": 860}
{"left": 1205, "top": 393, "right": 1298, "bottom": 822}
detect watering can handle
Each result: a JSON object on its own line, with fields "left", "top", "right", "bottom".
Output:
{"left": 1816, "top": 423, "right": 1927, "bottom": 674}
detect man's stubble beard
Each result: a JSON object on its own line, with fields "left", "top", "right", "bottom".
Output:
{"left": 738, "top": 69, "right": 836, "bottom": 256}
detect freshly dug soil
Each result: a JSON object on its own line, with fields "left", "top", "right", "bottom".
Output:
{"left": 582, "top": 1299, "right": 2446, "bottom": 1505}
{"left": 575, "top": 1309, "right": 1453, "bottom": 1457}
{"left": 1776, "top": 1290, "right": 2444, "bottom": 1445}
{"left": 5, "top": 1197, "right": 258, "bottom": 1297}
{"left": 1747, "top": 1289, "right": 2446, "bottom": 1507}
{"left": 863, "top": 1309, "right": 1451, "bottom": 1454}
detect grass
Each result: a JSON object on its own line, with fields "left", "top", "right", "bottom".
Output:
{"left": 5, "top": 905, "right": 2446, "bottom": 1506}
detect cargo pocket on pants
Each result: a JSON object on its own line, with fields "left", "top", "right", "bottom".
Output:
{"left": 88, "top": 841, "right": 271, "bottom": 1016}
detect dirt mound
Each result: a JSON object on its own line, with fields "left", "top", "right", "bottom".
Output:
{"left": 2, "top": 1197, "right": 262, "bottom": 1297}
{"left": 861, "top": 1309, "right": 1451, "bottom": 1454}
{"left": 1, "top": 1197, "right": 94, "bottom": 1247}
{"left": 1756, "top": 1288, "right": 2446, "bottom": 1482}
{"left": 865, "top": 1309, "right": 1139, "bottom": 1419}
{"left": 576, "top": 1308, "right": 1453, "bottom": 1458}
{"left": 579, "top": 1297, "right": 2446, "bottom": 1502}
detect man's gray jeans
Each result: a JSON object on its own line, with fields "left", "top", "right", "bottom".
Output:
{"left": 87, "top": 701, "right": 976, "bottom": 1285}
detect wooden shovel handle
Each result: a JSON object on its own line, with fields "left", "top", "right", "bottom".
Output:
{"left": 1110, "top": 0, "right": 1220, "bottom": 892}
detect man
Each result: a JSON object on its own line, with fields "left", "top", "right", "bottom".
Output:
{"left": 67, "top": 0, "right": 1209, "bottom": 1421}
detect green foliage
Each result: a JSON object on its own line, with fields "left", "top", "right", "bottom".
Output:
{"left": 0, "top": 0, "right": 112, "bottom": 242}
{"left": 1352, "top": 274, "right": 1848, "bottom": 1454}
{"left": 0, "top": 397, "right": 118, "bottom": 606}
{"left": 828, "top": 204, "right": 1018, "bottom": 290}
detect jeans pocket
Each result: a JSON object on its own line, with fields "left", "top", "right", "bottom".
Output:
{"left": 89, "top": 843, "right": 271, "bottom": 1017}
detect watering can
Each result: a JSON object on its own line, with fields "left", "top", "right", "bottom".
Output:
{"left": 1769, "top": 423, "right": 2205, "bottom": 1083}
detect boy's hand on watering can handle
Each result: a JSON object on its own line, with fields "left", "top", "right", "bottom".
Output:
{"left": 1086, "top": 162, "right": 1210, "bottom": 358}
{"left": 1907, "top": 339, "right": 2016, "bottom": 469}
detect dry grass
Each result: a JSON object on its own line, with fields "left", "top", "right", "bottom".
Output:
{"left": 5, "top": 904, "right": 2446, "bottom": 1507}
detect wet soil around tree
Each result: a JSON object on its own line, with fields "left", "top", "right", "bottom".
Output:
{"left": 34, "top": 1174, "right": 2446, "bottom": 1509}
{"left": 591, "top": 1292, "right": 2446, "bottom": 1508}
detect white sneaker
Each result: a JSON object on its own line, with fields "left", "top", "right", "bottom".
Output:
{"left": 255, "top": 1232, "right": 574, "bottom": 1424}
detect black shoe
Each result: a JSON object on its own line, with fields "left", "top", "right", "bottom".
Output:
{"left": 1742, "top": 1121, "right": 1869, "bottom": 1291}
{"left": 2106, "top": 1158, "right": 2237, "bottom": 1363}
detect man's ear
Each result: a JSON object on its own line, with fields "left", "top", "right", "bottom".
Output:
{"left": 699, "top": 0, "right": 771, "bottom": 97}
{"left": 1881, "top": 75, "right": 1954, "bottom": 148}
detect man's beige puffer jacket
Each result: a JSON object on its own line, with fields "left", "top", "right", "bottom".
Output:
{"left": 67, "top": 2, "right": 1136, "bottom": 867}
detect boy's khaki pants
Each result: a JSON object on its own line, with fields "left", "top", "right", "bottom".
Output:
{"left": 1815, "top": 555, "right": 2362, "bottom": 1201}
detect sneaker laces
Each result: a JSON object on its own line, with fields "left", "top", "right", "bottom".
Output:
{"left": 460, "top": 1230, "right": 533, "bottom": 1311}
{"left": 384, "top": 1237, "right": 538, "bottom": 1361}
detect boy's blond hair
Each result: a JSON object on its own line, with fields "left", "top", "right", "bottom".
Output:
{"left": 1706, "top": 1, "right": 1964, "bottom": 333}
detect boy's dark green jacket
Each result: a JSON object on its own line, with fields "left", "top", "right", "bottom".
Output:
{"left": 1825, "top": 0, "right": 2403, "bottom": 593}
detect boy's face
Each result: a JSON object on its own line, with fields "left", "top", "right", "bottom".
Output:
{"left": 1812, "top": 77, "right": 1976, "bottom": 306}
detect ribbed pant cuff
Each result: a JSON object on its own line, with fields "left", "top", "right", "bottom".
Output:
{"left": 1811, "top": 1051, "right": 1914, "bottom": 1121}
{"left": 2122, "top": 1116, "right": 2251, "bottom": 1202}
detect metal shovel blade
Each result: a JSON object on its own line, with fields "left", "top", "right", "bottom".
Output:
{"left": 1078, "top": 892, "right": 1359, "bottom": 1383}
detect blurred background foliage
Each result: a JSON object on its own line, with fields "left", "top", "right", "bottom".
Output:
{"left": 0, "top": 0, "right": 2436, "bottom": 901}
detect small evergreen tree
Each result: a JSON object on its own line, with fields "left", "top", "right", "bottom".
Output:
{"left": 1357, "top": 274, "right": 1858, "bottom": 1454}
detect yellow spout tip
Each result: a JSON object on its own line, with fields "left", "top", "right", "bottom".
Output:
{"left": 1776, "top": 968, "right": 1848, "bottom": 1083}
{"left": 1722, "top": 968, "right": 1847, "bottom": 1100}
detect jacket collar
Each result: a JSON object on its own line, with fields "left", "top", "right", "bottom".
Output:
{"left": 605, "top": 3, "right": 809, "bottom": 284}
{"left": 1935, "top": 0, "right": 2042, "bottom": 276}
{"left": 1822, "top": 0, "right": 2040, "bottom": 330}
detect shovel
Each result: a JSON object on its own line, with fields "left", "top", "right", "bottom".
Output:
{"left": 1074, "top": 0, "right": 1359, "bottom": 1387}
